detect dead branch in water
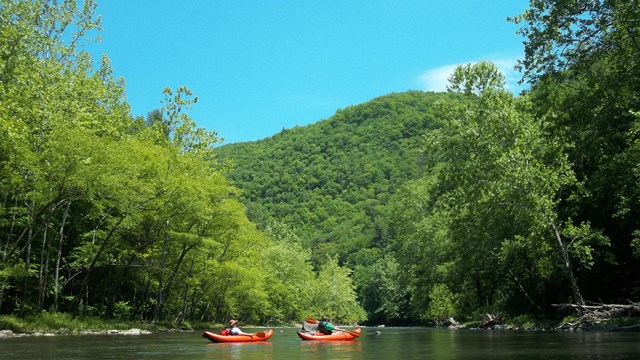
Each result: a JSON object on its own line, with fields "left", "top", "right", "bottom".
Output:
{"left": 553, "top": 301, "right": 640, "bottom": 331}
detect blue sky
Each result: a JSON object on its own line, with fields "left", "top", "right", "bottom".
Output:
{"left": 90, "top": 1, "right": 529, "bottom": 144}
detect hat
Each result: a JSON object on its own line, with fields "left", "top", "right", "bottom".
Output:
{"left": 228, "top": 319, "right": 238, "bottom": 326}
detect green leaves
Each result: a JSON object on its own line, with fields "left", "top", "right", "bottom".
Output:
{"left": 312, "top": 257, "right": 367, "bottom": 324}
{"left": 160, "top": 86, "right": 222, "bottom": 154}
{"left": 447, "top": 61, "right": 506, "bottom": 96}
{"left": 386, "top": 61, "right": 601, "bottom": 314}
{"left": 511, "top": 0, "right": 640, "bottom": 84}
{"left": 426, "top": 284, "right": 458, "bottom": 324}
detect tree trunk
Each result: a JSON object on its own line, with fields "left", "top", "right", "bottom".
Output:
{"left": 152, "top": 241, "right": 194, "bottom": 323}
{"left": 551, "top": 222, "right": 585, "bottom": 305}
{"left": 53, "top": 201, "right": 70, "bottom": 312}
{"left": 38, "top": 209, "right": 55, "bottom": 310}
{"left": 22, "top": 219, "right": 33, "bottom": 316}
{"left": 77, "top": 214, "right": 126, "bottom": 310}
{"left": 507, "top": 268, "right": 542, "bottom": 310}
{"left": 174, "top": 259, "right": 195, "bottom": 324}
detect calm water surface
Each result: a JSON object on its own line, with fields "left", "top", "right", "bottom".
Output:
{"left": 1, "top": 327, "right": 639, "bottom": 359}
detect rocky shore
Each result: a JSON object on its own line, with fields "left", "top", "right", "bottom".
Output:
{"left": 0, "top": 328, "right": 153, "bottom": 338}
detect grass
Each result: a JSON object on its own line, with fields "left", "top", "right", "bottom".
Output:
{"left": 0, "top": 312, "right": 297, "bottom": 335}
{"left": 0, "top": 312, "right": 198, "bottom": 334}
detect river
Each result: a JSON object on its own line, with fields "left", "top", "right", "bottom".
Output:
{"left": 1, "top": 327, "right": 639, "bottom": 359}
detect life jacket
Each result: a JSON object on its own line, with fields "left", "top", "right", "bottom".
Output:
{"left": 220, "top": 329, "right": 230, "bottom": 335}
{"left": 317, "top": 321, "right": 333, "bottom": 335}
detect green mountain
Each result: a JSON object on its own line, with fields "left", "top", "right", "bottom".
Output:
{"left": 216, "top": 91, "right": 455, "bottom": 266}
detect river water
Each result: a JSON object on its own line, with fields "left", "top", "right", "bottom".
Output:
{"left": 1, "top": 327, "right": 639, "bottom": 359}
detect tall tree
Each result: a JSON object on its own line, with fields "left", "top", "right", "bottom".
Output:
{"left": 420, "top": 62, "right": 607, "bottom": 308}
{"left": 512, "top": 0, "right": 640, "bottom": 300}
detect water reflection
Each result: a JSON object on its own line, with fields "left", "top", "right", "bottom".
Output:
{"left": 298, "top": 340, "right": 363, "bottom": 360}
{"left": 205, "top": 341, "right": 273, "bottom": 360}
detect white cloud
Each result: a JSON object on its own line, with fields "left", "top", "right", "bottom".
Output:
{"left": 418, "top": 64, "right": 459, "bottom": 92}
{"left": 492, "top": 58, "right": 525, "bottom": 92}
{"left": 418, "top": 58, "right": 526, "bottom": 93}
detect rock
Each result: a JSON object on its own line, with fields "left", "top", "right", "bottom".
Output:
{"left": 123, "top": 328, "right": 151, "bottom": 335}
{"left": 81, "top": 331, "right": 101, "bottom": 335}
{"left": 0, "top": 330, "right": 14, "bottom": 337}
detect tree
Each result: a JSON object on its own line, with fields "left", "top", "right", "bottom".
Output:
{"left": 311, "top": 257, "right": 367, "bottom": 324}
{"left": 422, "top": 62, "right": 607, "bottom": 308}
{"left": 160, "top": 86, "right": 222, "bottom": 154}
{"left": 261, "top": 222, "right": 315, "bottom": 323}
{"left": 427, "top": 283, "right": 459, "bottom": 325}
{"left": 447, "top": 61, "right": 506, "bottom": 96}
{"left": 510, "top": 0, "right": 640, "bottom": 85}
{"left": 0, "top": 0, "right": 129, "bottom": 313}
{"left": 512, "top": 0, "right": 640, "bottom": 302}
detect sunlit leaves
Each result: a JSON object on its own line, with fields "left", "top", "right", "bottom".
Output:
{"left": 391, "top": 61, "right": 599, "bottom": 313}
{"left": 160, "top": 86, "right": 222, "bottom": 155}
{"left": 447, "top": 61, "right": 506, "bottom": 96}
{"left": 312, "top": 257, "right": 367, "bottom": 323}
{"left": 511, "top": 0, "right": 640, "bottom": 84}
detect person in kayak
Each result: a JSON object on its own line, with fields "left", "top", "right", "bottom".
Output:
{"left": 317, "top": 318, "right": 336, "bottom": 335}
{"left": 226, "top": 319, "right": 252, "bottom": 335}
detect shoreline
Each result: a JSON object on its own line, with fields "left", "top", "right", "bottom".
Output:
{"left": 3, "top": 323, "right": 639, "bottom": 338}
{"left": 2, "top": 312, "right": 639, "bottom": 338}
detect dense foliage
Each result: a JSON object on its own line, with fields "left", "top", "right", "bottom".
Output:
{"left": 0, "top": 0, "right": 365, "bottom": 325}
{"left": 512, "top": 0, "right": 640, "bottom": 303}
{"left": 216, "top": 91, "right": 458, "bottom": 263}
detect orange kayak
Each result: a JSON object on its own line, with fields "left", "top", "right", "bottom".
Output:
{"left": 297, "top": 328, "right": 362, "bottom": 340}
{"left": 203, "top": 329, "right": 274, "bottom": 343}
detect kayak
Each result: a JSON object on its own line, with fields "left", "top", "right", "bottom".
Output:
{"left": 297, "top": 328, "right": 362, "bottom": 341}
{"left": 203, "top": 329, "right": 274, "bottom": 343}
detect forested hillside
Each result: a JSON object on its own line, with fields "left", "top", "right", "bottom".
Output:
{"left": 216, "top": 91, "right": 458, "bottom": 263}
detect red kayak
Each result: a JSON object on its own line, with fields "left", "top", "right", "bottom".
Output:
{"left": 203, "top": 329, "right": 274, "bottom": 343}
{"left": 297, "top": 328, "right": 362, "bottom": 341}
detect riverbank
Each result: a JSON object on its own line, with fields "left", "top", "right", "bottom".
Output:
{"left": 3, "top": 312, "right": 638, "bottom": 338}
{"left": 0, "top": 313, "right": 211, "bottom": 337}
{"left": 451, "top": 315, "right": 640, "bottom": 332}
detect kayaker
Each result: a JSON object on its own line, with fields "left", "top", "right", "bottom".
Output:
{"left": 317, "top": 318, "right": 336, "bottom": 335}
{"left": 317, "top": 317, "right": 352, "bottom": 335}
{"left": 227, "top": 319, "right": 252, "bottom": 335}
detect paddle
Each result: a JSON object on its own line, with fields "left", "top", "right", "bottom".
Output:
{"left": 305, "top": 317, "right": 360, "bottom": 337}
{"left": 336, "top": 329, "right": 360, "bottom": 337}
